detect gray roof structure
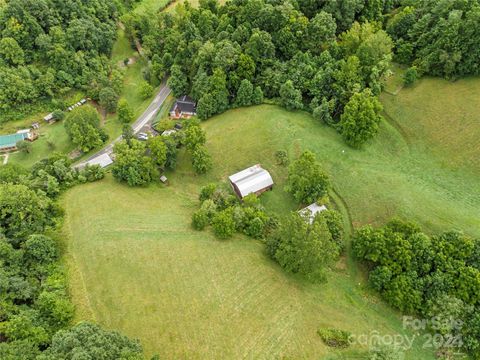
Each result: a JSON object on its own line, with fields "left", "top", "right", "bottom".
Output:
{"left": 85, "top": 153, "right": 113, "bottom": 168}
{"left": 229, "top": 164, "right": 273, "bottom": 198}
{"left": 298, "top": 203, "right": 328, "bottom": 224}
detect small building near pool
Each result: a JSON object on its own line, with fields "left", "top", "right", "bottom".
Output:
{"left": 229, "top": 164, "right": 273, "bottom": 199}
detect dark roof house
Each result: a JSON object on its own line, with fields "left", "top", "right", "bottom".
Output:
{"left": 170, "top": 96, "right": 197, "bottom": 119}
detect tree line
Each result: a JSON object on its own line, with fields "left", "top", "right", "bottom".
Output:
{"left": 0, "top": 0, "right": 129, "bottom": 120}
{"left": 0, "top": 156, "right": 147, "bottom": 358}
{"left": 353, "top": 220, "right": 480, "bottom": 358}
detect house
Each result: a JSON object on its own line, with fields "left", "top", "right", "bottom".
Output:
{"left": 298, "top": 203, "right": 327, "bottom": 224}
{"left": 84, "top": 153, "right": 113, "bottom": 168}
{"left": 229, "top": 164, "right": 274, "bottom": 199}
{"left": 169, "top": 96, "right": 197, "bottom": 119}
{"left": 0, "top": 129, "right": 37, "bottom": 152}
{"left": 44, "top": 112, "right": 55, "bottom": 123}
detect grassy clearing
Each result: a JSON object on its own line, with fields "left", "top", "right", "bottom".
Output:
{"left": 380, "top": 76, "right": 480, "bottom": 175}
{"left": 133, "top": 0, "right": 172, "bottom": 14}
{"left": 62, "top": 78, "right": 480, "bottom": 357}
{"left": 8, "top": 122, "right": 74, "bottom": 168}
{"left": 62, "top": 176, "right": 435, "bottom": 360}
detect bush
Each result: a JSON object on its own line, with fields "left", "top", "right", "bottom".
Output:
{"left": 317, "top": 328, "right": 351, "bottom": 348}
{"left": 80, "top": 165, "right": 105, "bottom": 182}
{"left": 200, "top": 199, "right": 217, "bottom": 220}
{"left": 199, "top": 183, "right": 217, "bottom": 202}
{"left": 244, "top": 217, "right": 264, "bottom": 239}
{"left": 192, "top": 209, "right": 209, "bottom": 230}
{"left": 274, "top": 150, "right": 289, "bottom": 166}
{"left": 139, "top": 81, "right": 154, "bottom": 100}
{"left": 212, "top": 210, "right": 235, "bottom": 239}
{"left": 403, "top": 66, "right": 418, "bottom": 86}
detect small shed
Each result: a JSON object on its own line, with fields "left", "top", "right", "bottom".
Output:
{"left": 44, "top": 113, "right": 54, "bottom": 123}
{"left": 299, "top": 203, "right": 327, "bottom": 224}
{"left": 229, "top": 164, "right": 273, "bottom": 199}
{"left": 85, "top": 153, "right": 113, "bottom": 168}
{"left": 160, "top": 175, "right": 168, "bottom": 184}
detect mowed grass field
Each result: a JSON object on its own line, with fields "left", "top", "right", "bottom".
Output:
{"left": 63, "top": 77, "right": 480, "bottom": 358}
{"left": 62, "top": 176, "right": 435, "bottom": 360}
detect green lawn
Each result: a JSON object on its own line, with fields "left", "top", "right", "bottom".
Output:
{"left": 8, "top": 121, "right": 74, "bottom": 168}
{"left": 62, "top": 75, "right": 480, "bottom": 358}
{"left": 62, "top": 176, "right": 435, "bottom": 360}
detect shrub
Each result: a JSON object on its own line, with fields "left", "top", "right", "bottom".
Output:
{"left": 192, "top": 209, "right": 209, "bottom": 230}
{"left": 212, "top": 210, "right": 235, "bottom": 239}
{"left": 80, "top": 165, "right": 105, "bottom": 182}
{"left": 244, "top": 217, "right": 265, "bottom": 239}
{"left": 200, "top": 199, "right": 217, "bottom": 220}
{"left": 403, "top": 66, "right": 418, "bottom": 86}
{"left": 199, "top": 183, "right": 217, "bottom": 202}
{"left": 317, "top": 328, "right": 351, "bottom": 348}
{"left": 275, "top": 150, "right": 289, "bottom": 166}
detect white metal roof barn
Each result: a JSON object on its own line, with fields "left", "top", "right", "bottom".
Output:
{"left": 229, "top": 164, "right": 274, "bottom": 198}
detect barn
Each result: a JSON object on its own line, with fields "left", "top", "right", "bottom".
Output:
{"left": 229, "top": 164, "right": 273, "bottom": 199}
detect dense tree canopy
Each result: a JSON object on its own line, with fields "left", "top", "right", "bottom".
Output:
{"left": 0, "top": 0, "right": 122, "bottom": 117}
{"left": 285, "top": 151, "right": 330, "bottom": 204}
{"left": 266, "top": 211, "right": 342, "bottom": 281}
{"left": 386, "top": 0, "right": 480, "bottom": 78}
{"left": 131, "top": 0, "right": 394, "bottom": 145}
{"left": 112, "top": 140, "right": 157, "bottom": 186}
{"left": 64, "top": 106, "right": 107, "bottom": 153}
{"left": 353, "top": 219, "right": 480, "bottom": 356}
{"left": 39, "top": 322, "right": 143, "bottom": 360}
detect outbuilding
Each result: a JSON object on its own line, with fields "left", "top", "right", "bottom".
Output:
{"left": 84, "top": 153, "right": 113, "bottom": 168}
{"left": 298, "top": 203, "right": 327, "bottom": 224}
{"left": 44, "top": 113, "right": 55, "bottom": 123}
{"left": 229, "top": 164, "right": 273, "bottom": 199}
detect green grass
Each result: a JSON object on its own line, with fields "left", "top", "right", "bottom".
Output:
{"left": 62, "top": 75, "right": 480, "bottom": 358}
{"left": 380, "top": 76, "right": 480, "bottom": 175}
{"left": 62, "top": 176, "right": 435, "bottom": 360}
{"left": 8, "top": 122, "right": 74, "bottom": 168}
{"left": 133, "top": 0, "right": 172, "bottom": 14}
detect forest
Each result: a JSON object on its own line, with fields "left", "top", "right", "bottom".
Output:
{"left": 123, "top": 0, "right": 480, "bottom": 147}
{"left": 0, "top": 0, "right": 130, "bottom": 120}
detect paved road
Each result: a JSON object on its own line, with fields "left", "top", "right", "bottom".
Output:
{"left": 75, "top": 83, "right": 171, "bottom": 168}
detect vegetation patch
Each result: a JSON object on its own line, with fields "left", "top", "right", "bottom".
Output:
{"left": 317, "top": 328, "right": 352, "bottom": 348}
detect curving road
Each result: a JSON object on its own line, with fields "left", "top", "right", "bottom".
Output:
{"left": 75, "top": 82, "right": 171, "bottom": 168}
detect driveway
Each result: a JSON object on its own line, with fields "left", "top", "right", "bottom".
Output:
{"left": 75, "top": 83, "right": 171, "bottom": 168}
